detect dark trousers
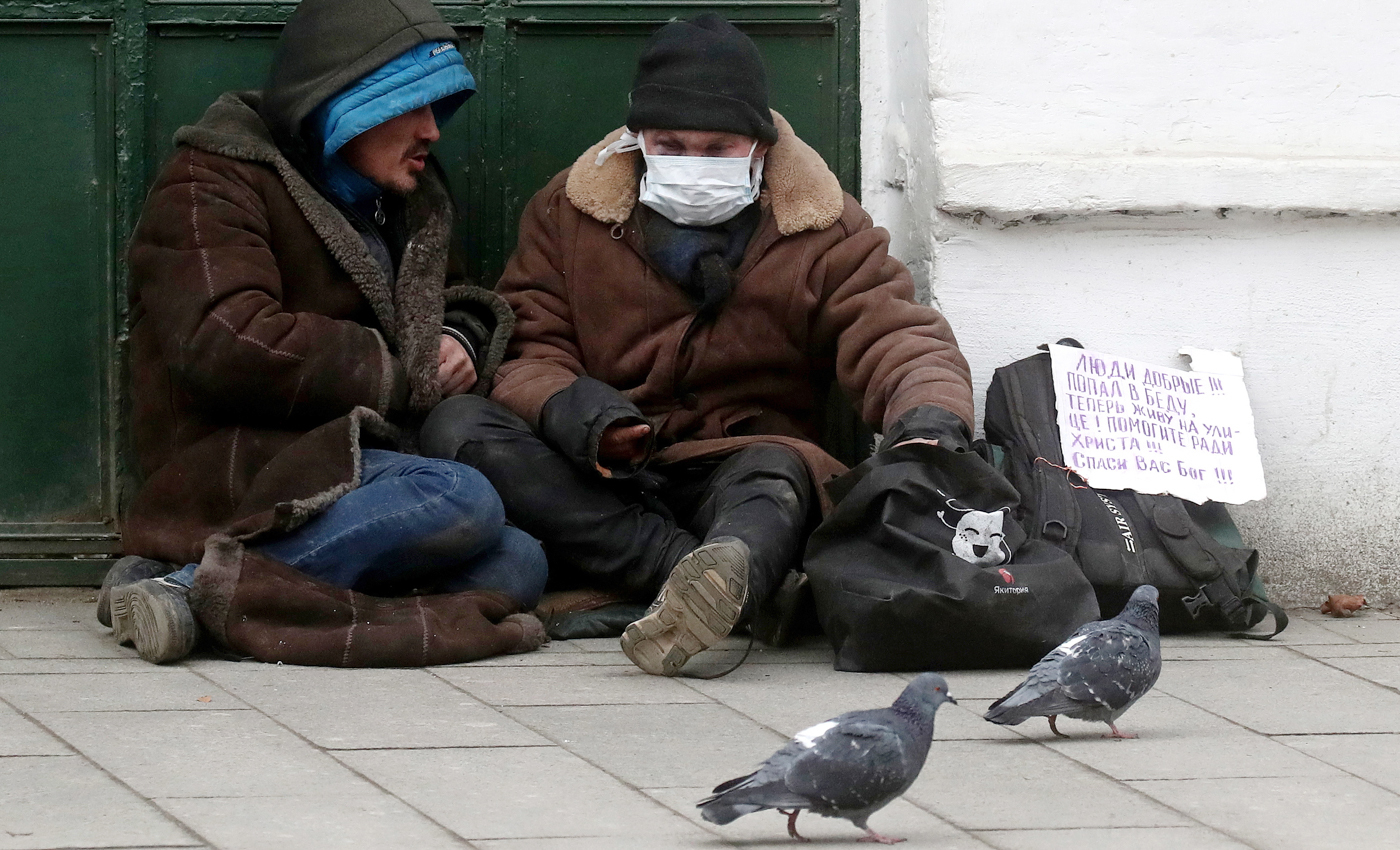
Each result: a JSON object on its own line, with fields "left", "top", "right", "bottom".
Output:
{"left": 421, "top": 395, "right": 813, "bottom": 615}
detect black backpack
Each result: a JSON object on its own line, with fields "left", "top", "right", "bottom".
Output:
{"left": 981, "top": 341, "right": 1287, "bottom": 638}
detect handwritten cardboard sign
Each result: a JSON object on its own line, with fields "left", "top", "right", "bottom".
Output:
{"left": 1048, "top": 344, "right": 1266, "bottom": 504}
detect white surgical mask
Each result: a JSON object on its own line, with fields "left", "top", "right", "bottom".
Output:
{"left": 595, "top": 130, "right": 763, "bottom": 227}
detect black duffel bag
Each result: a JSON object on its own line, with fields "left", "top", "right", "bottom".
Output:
{"left": 805, "top": 440, "right": 1101, "bottom": 672}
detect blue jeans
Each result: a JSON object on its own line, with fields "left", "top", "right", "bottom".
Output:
{"left": 174, "top": 450, "right": 547, "bottom": 607}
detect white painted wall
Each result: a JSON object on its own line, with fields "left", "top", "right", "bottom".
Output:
{"left": 860, "top": 0, "right": 1400, "bottom": 606}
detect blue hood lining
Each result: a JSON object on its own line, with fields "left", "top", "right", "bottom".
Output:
{"left": 314, "top": 40, "right": 476, "bottom": 205}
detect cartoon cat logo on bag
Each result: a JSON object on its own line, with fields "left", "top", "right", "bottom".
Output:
{"left": 936, "top": 489, "right": 1010, "bottom": 566}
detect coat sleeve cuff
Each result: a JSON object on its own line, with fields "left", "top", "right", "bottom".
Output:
{"left": 540, "top": 376, "right": 652, "bottom": 477}
{"left": 880, "top": 404, "right": 971, "bottom": 453}
{"left": 440, "top": 324, "right": 478, "bottom": 366}
{"left": 443, "top": 286, "right": 515, "bottom": 394}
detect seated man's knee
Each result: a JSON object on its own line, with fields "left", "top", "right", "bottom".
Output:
{"left": 389, "top": 455, "right": 507, "bottom": 543}
{"left": 436, "top": 462, "right": 508, "bottom": 537}
{"left": 421, "top": 394, "right": 530, "bottom": 460}
{"left": 734, "top": 445, "right": 812, "bottom": 495}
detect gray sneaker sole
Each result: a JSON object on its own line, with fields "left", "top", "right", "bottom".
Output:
{"left": 97, "top": 556, "right": 169, "bottom": 628}
{"left": 110, "top": 582, "right": 198, "bottom": 664}
{"left": 620, "top": 539, "right": 749, "bottom": 676}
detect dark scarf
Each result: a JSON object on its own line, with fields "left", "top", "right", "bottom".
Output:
{"left": 640, "top": 202, "right": 760, "bottom": 322}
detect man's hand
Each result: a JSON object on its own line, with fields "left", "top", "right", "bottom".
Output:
{"left": 438, "top": 334, "right": 478, "bottom": 397}
{"left": 595, "top": 421, "right": 652, "bottom": 475}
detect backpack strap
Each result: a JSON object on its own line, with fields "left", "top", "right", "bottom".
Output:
{"left": 1136, "top": 494, "right": 1287, "bottom": 639}
{"left": 985, "top": 350, "right": 1084, "bottom": 550}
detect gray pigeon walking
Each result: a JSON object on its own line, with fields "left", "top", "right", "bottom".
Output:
{"left": 984, "top": 584, "right": 1161, "bottom": 739}
{"left": 698, "top": 672, "right": 956, "bottom": 844}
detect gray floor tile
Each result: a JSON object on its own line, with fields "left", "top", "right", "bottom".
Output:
{"left": 1321, "top": 655, "right": 1400, "bottom": 690}
{"left": 39, "top": 708, "right": 375, "bottom": 799}
{"left": 449, "top": 651, "right": 601, "bottom": 667}
{"left": 580, "top": 650, "right": 646, "bottom": 666}
{"left": 1131, "top": 775, "right": 1400, "bottom": 850}
{"left": 1306, "top": 614, "right": 1400, "bottom": 643}
{"left": 929, "top": 669, "right": 1038, "bottom": 701}
{"left": 1039, "top": 694, "right": 1343, "bottom": 780}
{"left": 157, "top": 792, "right": 469, "bottom": 850}
{"left": 1289, "top": 643, "right": 1400, "bottom": 658}
{"left": 903, "top": 740, "right": 1190, "bottom": 830}
{"left": 0, "top": 628, "right": 131, "bottom": 659}
{"left": 1156, "top": 656, "right": 1400, "bottom": 734}
{"left": 580, "top": 643, "right": 836, "bottom": 669}
{"left": 0, "top": 588, "right": 98, "bottom": 629}
{"left": 1279, "top": 733, "right": 1400, "bottom": 794}
{"left": 337, "top": 746, "right": 706, "bottom": 840}
{"left": 0, "top": 657, "right": 172, "bottom": 675}
{"left": 0, "top": 670, "right": 246, "bottom": 713}
{"left": 975, "top": 826, "right": 1253, "bottom": 850}
{"left": 505, "top": 702, "right": 787, "bottom": 789}
{"left": 567, "top": 638, "right": 632, "bottom": 653}
{"left": 1160, "top": 643, "right": 1295, "bottom": 661}
{"left": 0, "top": 755, "right": 197, "bottom": 849}
{"left": 1252, "top": 617, "right": 1356, "bottom": 645}
{"left": 739, "top": 644, "right": 836, "bottom": 664}
{"left": 439, "top": 641, "right": 592, "bottom": 668}
{"left": 680, "top": 664, "right": 1016, "bottom": 742}
{"left": 680, "top": 663, "right": 903, "bottom": 729}
{"left": 0, "top": 700, "right": 66, "bottom": 756}
{"left": 436, "top": 663, "right": 713, "bottom": 707}
{"left": 645, "top": 786, "right": 991, "bottom": 848}
{"left": 193, "top": 664, "right": 550, "bottom": 749}
{"left": 472, "top": 838, "right": 714, "bottom": 850}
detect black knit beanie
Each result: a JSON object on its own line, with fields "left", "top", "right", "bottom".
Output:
{"left": 626, "top": 14, "right": 778, "bottom": 145}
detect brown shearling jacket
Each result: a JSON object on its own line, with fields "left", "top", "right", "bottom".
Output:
{"left": 124, "top": 92, "right": 513, "bottom": 567}
{"left": 491, "top": 113, "right": 974, "bottom": 492}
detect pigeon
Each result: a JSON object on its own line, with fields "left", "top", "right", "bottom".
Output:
{"left": 984, "top": 584, "right": 1161, "bottom": 739}
{"left": 698, "top": 672, "right": 956, "bottom": 844}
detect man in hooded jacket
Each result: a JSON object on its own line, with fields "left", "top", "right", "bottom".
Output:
{"left": 423, "top": 15, "right": 975, "bottom": 676}
{"left": 106, "top": 0, "right": 548, "bottom": 666}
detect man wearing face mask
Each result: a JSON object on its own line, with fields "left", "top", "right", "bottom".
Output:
{"left": 423, "top": 14, "right": 974, "bottom": 676}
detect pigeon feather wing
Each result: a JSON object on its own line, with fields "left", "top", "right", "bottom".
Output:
{"left": 1055, "top": 622, "right": 1159, "bottom": 711}
{"left": 780, "top": 713, "right": 914, "bottom": 813}
{"left": 985, "top": 625, "right": 1101, "bottom": 717}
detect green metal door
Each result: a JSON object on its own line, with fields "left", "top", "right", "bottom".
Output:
{"left": 0, "top": 0, "right": 859, "bottom": 585}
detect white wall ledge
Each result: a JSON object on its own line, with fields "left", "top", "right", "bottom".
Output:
{"left": 935, "top": 154, "right": 1400, "bottom": 220}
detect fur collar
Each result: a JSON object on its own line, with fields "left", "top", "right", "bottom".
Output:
{"left": 564, "top": 111, "right": 844, "bottom": 237}
{"left": 174, "top": 91, "right": 455, "bottom": 412}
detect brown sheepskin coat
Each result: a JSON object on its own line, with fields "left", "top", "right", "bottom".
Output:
{"left": 492, "top": 112, "right": 974, "bottom": 491}
{"left": 122, "top": 92, "right": 540, "bottom": 665}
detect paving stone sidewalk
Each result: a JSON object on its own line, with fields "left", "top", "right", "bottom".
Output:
{"left": 2, "top": 588, "right": 1398, "bottom": 850}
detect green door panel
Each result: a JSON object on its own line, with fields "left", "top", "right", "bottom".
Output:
{"left": 0, "top": 0, "right": 858, "bottom": 584}
{"left": 0, "top": 28, "right": 115, "bottom": 539}
{"left": 145, "top": 26, "right": 281, "bottom": 171}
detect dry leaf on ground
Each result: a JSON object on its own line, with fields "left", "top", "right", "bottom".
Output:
{"left": 1320, "top": 594, "right": 1367, "bottom": 617}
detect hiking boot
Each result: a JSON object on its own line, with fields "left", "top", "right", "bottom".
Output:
{"left": 97, "top": 556, "right": 171, "bottom": 628}
{"left": 620, "top": 537, "right": 750, "bottom": 676}
{"left": 110, "top": 577, "right": 199, "bottom": 664}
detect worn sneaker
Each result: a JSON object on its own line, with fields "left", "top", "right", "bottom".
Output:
{"left": 97, "top": 556, "right": 171, "bottom": 628}
{"left": 620, "top": 537, "right": 750, "bottom": 676}
{"left": 110, "top": 577, "right": 199, "bottom": 664}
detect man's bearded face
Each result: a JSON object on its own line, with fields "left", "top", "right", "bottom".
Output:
{"left": 340, "top": 105, "right": 440, "bottom": 195}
